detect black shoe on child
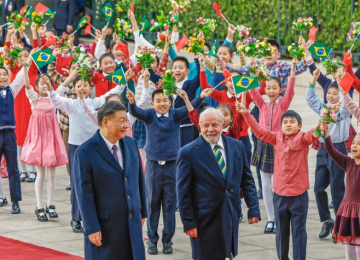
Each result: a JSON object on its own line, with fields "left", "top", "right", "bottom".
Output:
{"left": 35, "top": 208, "right": 48, "bottom": 221}
{"left": 163, "top": 242, "right": 173, "bottom": 254}
{"left": 147, "top": 242, "right": 158, "bottom": 255}
{"left": 0, "top": 197, "right": 8, "bottom": 207}
{"left": 70, "top": 220, "right": 84, "bottom": 233}
{"left": 20, "top": 172, "right": 28, "bottom": 182}
{"left": 27, "top": 172, "right": 37, "bottom": 182}
{"left": 11, "top": 202, "right": 21, "bottom": 214}
{"left": 46, "top": 205, "right": 58, "bottom": 218}
{"left": 66, "top": 185, "right": 71, "bottom": 191}
{"left": 264, "top": 221, "right": 275, "bottom": 234}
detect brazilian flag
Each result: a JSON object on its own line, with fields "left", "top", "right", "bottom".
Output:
{"left": 77, "top": 16, "right": 90, "bottom": 30}
{"left": 101, "top": 2, "right": 113, "bottom": 22}
{"left": 208, "top": 41, "right": 218, "bottom": 58}
{"left": 139, "top": 17, "right": 149, "bottom": 35}
{"left": 308, "top": 42, "right": 331, "bottom": 61}
{"left": 31, "top": 48, "right": 55, "bottom": 68}
{"left": 107, "top": 68, "right": 127, "bottom": 85}
{"left": 232, "top": 75, "right": 258, "bottom": 94}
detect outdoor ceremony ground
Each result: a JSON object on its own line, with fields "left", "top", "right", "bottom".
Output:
{"left": 0, "top": 85, "right": 356, "bottom": 260}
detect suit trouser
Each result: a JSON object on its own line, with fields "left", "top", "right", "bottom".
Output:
{"left": 314, "top": 143, "right": 346, "bottom": 222}
{"left": 274, "top": 191, "right": 308, "bottom": 260}
{"left": 145, "top": 159, "right": 176, "bottom": 244}
{"left": 69, "top": 144, "right": 82, "bottom": 221}
{"left": 0, "top": 130, "right": 21, "bottom": 202}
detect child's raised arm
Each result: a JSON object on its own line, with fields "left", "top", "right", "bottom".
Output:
{"left": 305, "top": 69, "right": 323, "bottom": 114}
{"left": 46, "top": 81, "right": 76, "bottom": 114}
{"left": 343, "top": 93, "right": 360, "bottom": 121}
{"left": 94, "top": 26, "right": 108, "bottom": 60}
{"left": 24, "top": 64, "right": 30, "bottom": 90}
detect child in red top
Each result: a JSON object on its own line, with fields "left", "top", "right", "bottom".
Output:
{"left": 237, "top": 100, "right": 319, "bottom": 260}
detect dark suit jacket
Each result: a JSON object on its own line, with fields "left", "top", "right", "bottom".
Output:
{"left": 176, "top": 135, "right": 260, "bottom": 259}
{"left": 53, "top": 0, "right": 75, "bottom": 30}
{"left": 149, "top": 58, "right": 201, "bottom": 125}
{"left": 74, "top": 131, "right": 146, "bottom": 260}
{"left": 1, "top": 0, "right": 24, "bottom": 24}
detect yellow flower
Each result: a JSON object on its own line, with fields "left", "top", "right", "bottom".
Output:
{"left": 259, "top": 42, "right": 265, "bottom": 47}
{"left": 270, "top": 48, "right": 274, "bottom": 54}
{"left": 353, "top": 29, "right": 357, "bottom": 35}
{"left": 287, "top": 45, "right": 292, "bottom": 51}
{"left": 193, "top": 33, "right": 196, "bottom": 36}
{"left": 183, "top": 8, "right": 187, "bottom": 12}
{"left": 245, "top": 47, "right": 250, "bottom": 52}
{"left": 165, "top": 70, "right": 171, "bottom": 74}
{"left": 4, "top": 61, "right": 8, "bottom": 64}
{"left": 308, "top": 22, "right": 312, "bottom": 27}
{"left": 118, "top": 7, "right": 123, "bottom": 12}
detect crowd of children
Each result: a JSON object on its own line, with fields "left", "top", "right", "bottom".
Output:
{"left": 0, "top": 6, "right": 360, "bottom": 260}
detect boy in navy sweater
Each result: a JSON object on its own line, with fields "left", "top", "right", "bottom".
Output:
{"left": 0, "top": 58, "right": 30, "bottom": 214}
{"left": 148, "top": 56, "right": 201, "bottom": 147}
{"left": 127, "top": 87, "right": 213, "bottom": 255}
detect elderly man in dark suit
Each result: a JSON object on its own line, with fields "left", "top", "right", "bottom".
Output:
{"left": 74, "top": 101, "right": 147, "bottom": 260}
{"left": 177, "top": 107, "right": 261, "bottom": 260}
{"left": 53, "top": 0, "right": 75, "bottom": 36}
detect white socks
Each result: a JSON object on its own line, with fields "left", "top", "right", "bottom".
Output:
{"left": 260, "top": 171, "right": 275, "bottom": 226}
{"left": 345, "top": 244, "right": 360, "bottom": 260}
{"left": 35, "top": 166, "right": 56, "bottom": 214}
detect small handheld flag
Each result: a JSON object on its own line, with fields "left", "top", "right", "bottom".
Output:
{"left": 231, "top": 75, "right": 259, "bottom": 95}
{"left": 102, "top": 3, "right": 113, "bottom": 22}
{"left": 107, "top": 68, "right": 127, "bottom": 85}
{"left": 309, "top": 27, "right": 318, "bottom": 42}
{"left": 308, "top": 42, "right": 331, "bottom": 60}
{"left": 339, "top": 73, "right": 354, "bottom": 94}
{"left": 77, "top": 16, "right": 90, "bottom": 30}
{"left": 139, "top": 17, "right": 149, "bottom": 35}
{"left": 208, "top": 41, "right": 218, "bottom": 58}
{"left": 34, "top": 3, "right": 54, "bottom": 18}
{"left": 116, "top": 42, "right": 130, "bottom": 60}
{"left": 31, "top": 48, "right": 55, "bottom": 68}
{"left": 212, "top": 2, "right": 230, "bottom": 25}
{"left": 20, "top": 5, "right": 32, "bottom": 18}
{"left": 175, "top": 34, "right": 189, "bottom": 52}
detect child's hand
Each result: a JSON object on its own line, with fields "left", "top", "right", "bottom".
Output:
{"left": 197, "top": 31, "right": 204, "bottom": 39}
{"left": 52, "top": 48, "right": 61, "bottom": 57}
{"left": 177, "top": 89, "right": 189, "bottom": 100}
{"left": 125, "top": 69, "right": 134, "bottom": 82}
{"left": 38, "top": 25, "right": 47, "bottom": 36}
{"left": 126, "top": 88, "right": 135, "bottom": 104}
{"left": 144, "top": 69, "right": 150, "bottom": 83}
{"left": 68, "top": 34, "right": 75, "bottom": 46}
{"left": 18, "top": 58, "right": 26, "bottom": 67}
{"left": 7, "top": 25, "right": 15, "bottom": 35}
{"left": 290, "top": 58, "right": 298, "bottom": 76}
{"left": 236, "top": 40, "right": 242, "bottom": 50}
{"left": 198, "top": 54, "right": 205, "bottom": 70}
{"left": 200, "top": 88, "right": 214, "bottom": 98}
{"left": 298, "top": 36, "right": 306, "bottom": 47}
{"left": 127, "top": 10, "right": 135, "bottom": 20}
{"left": 319, "top": 123, "right": 329, "bottom": 138}
{"left": 216, "top": 56, "right": 227, "bottom": 70}
{"left": 30, "top": 22, "right": 37, "bottom": 32}
{"left": 95, "top": 29, "right": 101, "bottom": 42}
{"left": 101, "top": 26, "right": 108, "bottom": 40}
{"left": 77, "top": 82, "right": 85, "bottom": 99}
{"left": 311, "top": 68, "right": 320, "bottom": 84}
{"left": 235, "top": 101, "right": 248, "bottom": 114}
{"left": 334, "top": 102, "right": 341, "bottom": 112}
{"left": 227, "top": 24, "right": 236, "bottom": 39}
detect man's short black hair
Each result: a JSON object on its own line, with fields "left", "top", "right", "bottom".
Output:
{"left": 173, "top": 56, "right": 189, "bottom": 69}
{"left": 267, "top": 39, "right": 280, "bottom": 51}
{"left": 152, "top": 88, "right": 165, "bottom": 101}
{"left": 97, "top": 101, "right": 127, "bottom": 126}
{"left": 281, "top": 110, "right": 302, "bottom": 125}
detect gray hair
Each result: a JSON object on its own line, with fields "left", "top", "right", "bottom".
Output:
{"left": 97, "top": 101, "right": 127, "bottom": 126}
{"left": 199, "top": 107, "right": 224, "bottom": 123}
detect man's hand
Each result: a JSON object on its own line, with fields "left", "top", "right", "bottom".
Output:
{"left": 88, "top": 231, "right": 102, "bottom": 246}
{"left": 185, "top": 228, "right": 198, "bottom": 238}
{"left": 200, "top": 88, "right": 214, "bottom": 98}
{"left": 126, "top": 88, "right": 135, "bottom": 104}
{"left": 248, "top": 217, "right": 259, "bottom": 224}
{"left": 66, "top": 25, "right": 74, "bottom": 34}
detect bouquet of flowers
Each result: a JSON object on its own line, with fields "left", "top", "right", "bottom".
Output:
{"left": 76, "top": 59, "right": 98, "bottom": 82}
{"left": 116, "top": 0, "right": 136, "bottom": 12}
{"left": 3, "top": 46, "right": 22, "bottom": 68}
{"left": 287, "top": 43, "right": 306, "bottom": 60}
{"left": 0, "top": 51, "right": 5, "bottom": 67}
{"left": 71, "top": 44, "right": 93, "bottom": 64}
{"left": 31, "top": 11, "right": 45, "bottom": 30}
{"left": 196, "top": 17, "right": 216, "bottom": 36}
{"left": 238, "top": 37, "right": 257, "bottom": 57}
{"left": 136, "top": 47, "right": 156, "bottom": 69}
{"left": 291, "top": 17, "right": 313, "bottom": 36}
{"left": 50, "top": 33, "right": 70, "bottom": 51}
{"left": 184, "top": 35, "right": 205, "bottom": 55}
{"left": 255, "top": 38, "right": 274, "bottom": 58}
{"left": 235, "top": 25, "right": 251, "bottom": 42}
{"left": 150, "top": 10, "right": 180, "bottom": 31}
{"left": 114, "top": 19, "right": 132, "bottom": 39}
{"left": 155, "top": 32, "right": 173, "bottom": 51}
{"left": 158, "top": 70, "right": 178, "bottom": 96}
{"left": 248, "top": 63, "right": 269, "bottom": 82}
{"left": 7, "top": 12, "right": 28, "bottom": 32}
{"left": 312, "top": 103, "right": 338, "bottom": 138}
{"left": 169, "top": 0, "right": 190, "bottom": 14}
{"left": 347, "top": 22, "right": 360, "bottom": 42}
{"left": 320, "top": 57, "right": 346, "bottom": 75}
{"left": 239, "top": 38, "right": 274, "bottom": 58}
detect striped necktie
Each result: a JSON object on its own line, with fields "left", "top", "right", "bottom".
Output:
{"left": 214, "top": 144, "right": 226, "bottom": 177}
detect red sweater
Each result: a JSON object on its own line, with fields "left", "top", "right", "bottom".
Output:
{"left": 91, "top": 72, "right": 117, "bottom": 97}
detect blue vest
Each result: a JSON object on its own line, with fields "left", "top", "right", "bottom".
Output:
{"left": 0, "top": 86, "right": 15, "bottom": 130}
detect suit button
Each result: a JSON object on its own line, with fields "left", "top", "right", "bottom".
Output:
{"left": 127, "top": 196, "right": 130, "bottom": 200}
{"left": 125, "top": 178, "right": 128, "bottom": 181}
{"left": 129, "top": 214, "right": 132, "bottom": 218}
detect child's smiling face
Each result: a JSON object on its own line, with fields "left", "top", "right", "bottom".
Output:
{"left": 351, "top": 135, "right": 360, "bottom": 160}
{"left": 0, "top": 68, "right": 9, "bottom": 87}
{"left": 172, "top": 60, "right": 189, "bottom": 83}
{"left": 217, "top": 46, "right": 233, "bottom": 63}
{"left": 326, "top": 86, "right": 340, "bottom": 104}
{"left": 281, "top": 116, "right": 302, "bottom": 136}
{"left": 100, "top": 56, "right": 116, "bottom": 74}
{"left": 218, "top": 107, "right": 233, "bottom": 129}
{"left": 75, "top": 81, "right": 93, "bottom": 98}
{"left": 265, "top": 79, "right": 282, "bottom": 102}
{"left": 151, "top": 93, "right": 171, "bottom": 115}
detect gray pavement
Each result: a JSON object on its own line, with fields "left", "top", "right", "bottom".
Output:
{"left": 0, "top": 86, "right": 356, "bottom": 259}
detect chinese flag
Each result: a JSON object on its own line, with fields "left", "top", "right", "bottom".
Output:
{"left": 116, "top": 42, "right": 130, "bottom": 60}
{"left": 34, "top": 3, "right": 49, "bottom": 13}
{"left": 212, "top": 2, "right": 224, "bottom": 20}
{"left": 175, "top": 34, "right": 189, "bottom": 52}
{"left": 309, "top": 27, "right": 318, "bottom": 42}
{"left": 339, "top": 73, "right": 354, "bottom": 94}
{"left": 43, "top": 35, "right": 57, "bottom": 48}
{"left": 84, "top": 24, "right": 92, "bottom": 35}
{"left": 85, "top": 14, "right": 91, "bottom": 24}
{"left": 131, "top": 2, "right": 134, "bottom": 13}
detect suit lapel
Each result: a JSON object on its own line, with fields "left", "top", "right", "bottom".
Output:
{"left": 120, "top": 138, "right": 130, "bottom": 177}
{"left": 196, "top": 136, "right": 226, "bottom": 188}
{"left": 94, "top": 131, "right": 124, "bottom": 174}
{"left": 222, "top": 135, "right": 233, "bottom": 188}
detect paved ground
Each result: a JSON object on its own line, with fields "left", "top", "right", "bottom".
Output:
{"left": 0, "top": 85, "right": 357, "bottom": 259}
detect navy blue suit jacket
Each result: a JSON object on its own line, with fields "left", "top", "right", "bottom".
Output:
{"left": 149, "top": 58, "right": 200, "bottom": 125}
{"left": 74, "top": 131, "right": 146, "bottom": 260}
{"left": 176, "top": 135, "right": 260, "bottom": 259}
{"left": 1, "top": 0, "right": 24, "bottom": 24}
{"left": 53, "top": 0, "right": 75, "bottom": 30}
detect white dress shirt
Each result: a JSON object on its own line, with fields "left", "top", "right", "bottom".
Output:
{"left": 100, "top": 131, "right": 123, "bottom": 169}
{"left": 209, "top": 136, "right": 226, "bottom": 167}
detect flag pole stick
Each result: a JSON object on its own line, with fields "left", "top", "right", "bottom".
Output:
{"left": 71, "top": 29, "right": 78, "bottom": 35}
{"left": 92, "top": 26, "right": 96, "bottom": 30}
{"left": 31, "top": 55, "right": 43, "bottom": 75}
{"left": 23, "top": 8, "right": 31, "bottom": 19}
{"left": 349, "top": 33, "right": 360, "bottom": 52}
{"left": 106, "top": 21, "right": 109, "bottom": 27}
{"left": 318, "top": 48, "right": 332, "bottom": 69}
{"left": 1, "top": 22, "right": 9, "bottom": 27}
{"left": 91, "top": 33, "right": 95, "bottom": 38}
{"left": 221, "top": 15, "right": 230, "bottom": 25}
{"left": 43, "top": 12, "right": 56, "bottom": 26}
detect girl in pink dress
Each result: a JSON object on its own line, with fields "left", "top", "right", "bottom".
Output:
{"left": 21, "top": 67, "right": 68, "bottom": 222}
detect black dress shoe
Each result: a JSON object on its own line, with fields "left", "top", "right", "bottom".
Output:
{"left": 46, "top": 205, "right": 58, "bottom": 218}
{"left": 20, "top": 172, "right": 28, "bottom": 182}
{"left": 35, "top": 208, "right": 48, "bottom": 221}
{"left": 319, "top": 219, "right": 334, "bottom": 239}
{"left": 329, "top": 201, "right": 334, "bottom": 209}
{"left": 147, "top": 242, "right": 158, "bottom": 255}
{"left": 65, "top": 185, "right": 71, "bottom": 191}
{"left": 257, "top": 188, "right": 263, "bottom": 199}
{"left": 239, "top": 214, "right": 243, "bottom": 222}
{"left": 0, "top": 197, "right": 8, "bottom": 207}
{"left": 27, "top": 172, "right": 37, "bottom": 182}
{"left": 70, "top": 220, "right": 84, "bottom": 233}
{"left": 11, "top": 202, "right": 21, "bottom": 214}
{"left": 264, "top": 221, "right": 274, "bottom": 234}
{"left": 163, "top": 242, "right": 173, "bottom": 254}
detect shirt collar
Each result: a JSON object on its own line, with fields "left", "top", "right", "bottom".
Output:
{"left": 115, "top": 59, "right": 122, "bottom": 65}
{"left": 99, "top": 131, "right": 120, "bottom": 152}
{"left": 102, "top": 71, "right": 109, "bottom": 77}
{"left": 175, "top": 77, "right": 188, "bottom": 89}
{"left": 223, "top": 126, "right": 230, "bottom": 133}
{"left": 209, "top": 136, "right": 225, "bottom": 150}
{"left": 62, "top": 52, "right": 72, "bottom": 58}
{"left": 284, "top": 135, "right": 295, "bottom": 140}
{"left": 156, "top": 111, "right": 169, "bottom": 118}
{"left": 226, "top": 91, "right": 241, "bottom": 99}
{"left": 262, "top": 94, "right": 282, "bottom": 104}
